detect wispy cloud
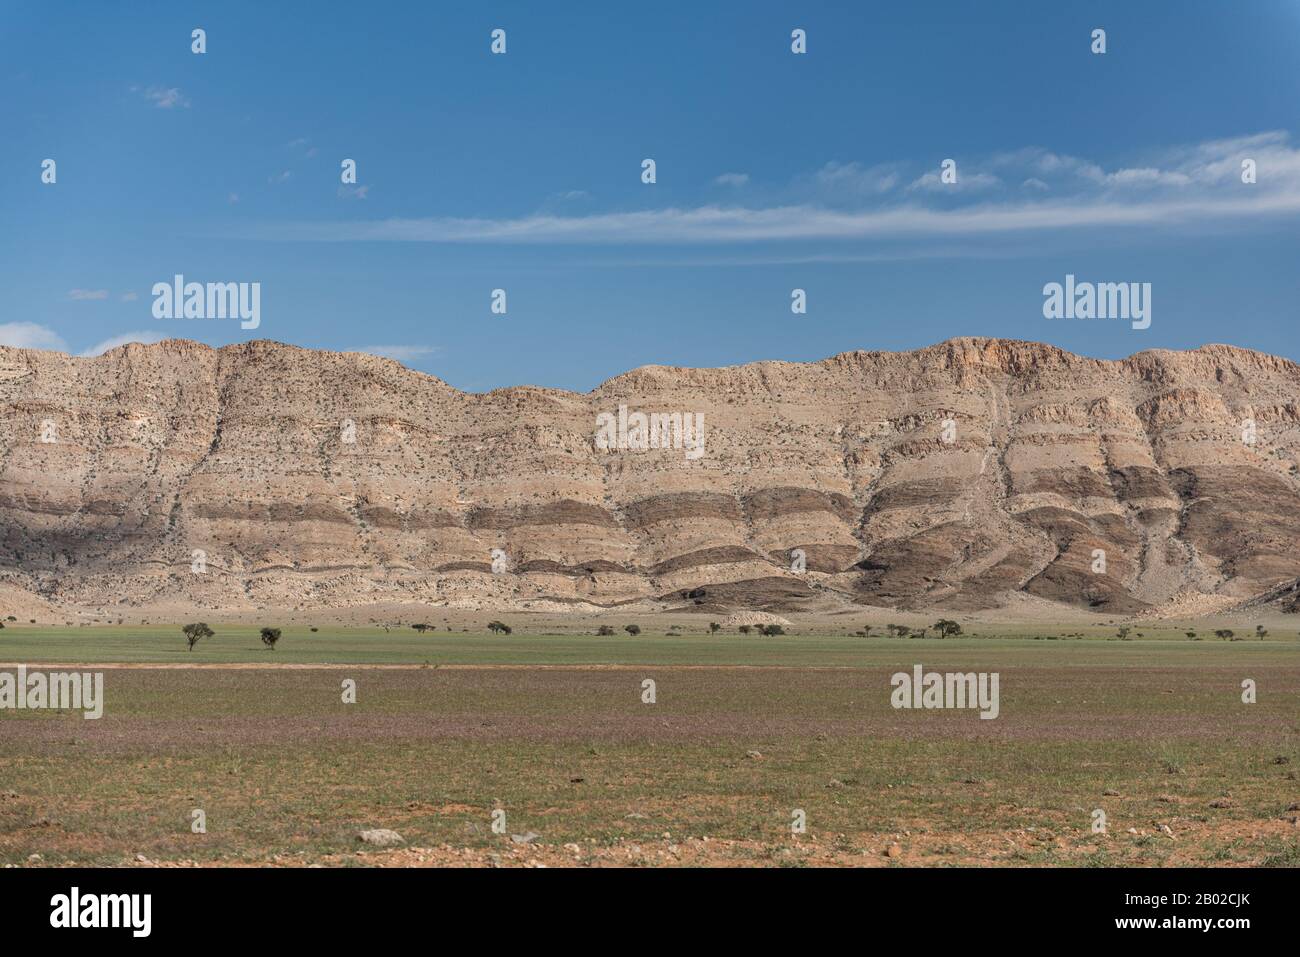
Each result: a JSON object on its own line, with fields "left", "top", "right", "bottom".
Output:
{"left": 135, "top": 86, "right": 190, "bottom": 109}
{"left": 356, "top": 344, "right": 440, "bottom": 362}
{"left": 809, "top": 161, "right": 900, "bottom": 197}
{"left": 67, "top": 289, "right": 109, "bottom": 300}
{"left": 285, "top": 138, "right": 318, "bottom": 158}
{"left": 714, "top": 172, "right": 750, "bottom": 187}
{"left": 0, "top": 322, "right": 66, "bottom": 351}
{"left": 337, "top": 184, "right": 371, "bottom": 200}
{"left": 120, "top": 291, "right": 139, "bottom": 302}
{"left": 80, "top": 331, "right": 168, "bottom": 357}
{"left": 235, "top": 133, "right": 1300, "bottom": 247}
{"left": 906, "top": 169, "right": 1001, "bottom": 192}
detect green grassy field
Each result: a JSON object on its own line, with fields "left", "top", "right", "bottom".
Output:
{"left": 1, "top": 623, "right": 1295, "bottom": 665}
{"left": 1, "top": 629, "right": 1297, "bottom": 867}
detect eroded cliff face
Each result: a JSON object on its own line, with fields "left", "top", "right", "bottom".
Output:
{"left": 1, "top": 336, "right": 1298, "bottom": 616}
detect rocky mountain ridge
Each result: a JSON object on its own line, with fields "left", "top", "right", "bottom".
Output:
{"left": 2, "top": 336, "right": 1298, "bottom": 617}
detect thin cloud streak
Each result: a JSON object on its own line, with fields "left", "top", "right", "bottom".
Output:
{"left": 233, "top": 132, "right": 1300, "bottom": 246}
{"left": 243, "top": 190, "right": 1300, "bottom": 245}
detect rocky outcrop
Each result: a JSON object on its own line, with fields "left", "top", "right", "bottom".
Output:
{"left": 1, "top": 336, "right": 1297, "bottom": 615}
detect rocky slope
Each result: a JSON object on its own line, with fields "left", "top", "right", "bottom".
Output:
{"left": 1, "top": 337, "right": 1298, "bottom": 617}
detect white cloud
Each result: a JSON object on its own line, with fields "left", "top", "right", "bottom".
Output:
{"left": 337, "top": 184, "right": 371, "bottom": 200}
{"left": 139, "top": 86, "right": 190, "bottom": 109}
{"left": 811, "top": 161, "right": 900, "bottom": 196}
{"left": 0, "top": 322, "right": 67, "bottom": 351}
{"left": 238, "top": 133, "right": 1300, "bottom": 246}
{"left": 79, "top": 331, "right": 168, "bottom": 357}
{"left": 268, "top": 170, "right": 293, "bottom": 184}
{"left": 120, "top": 291, "right": 139, "bottom": 302}
{"left": 906, "top": 170, "right": 1001, "bottom": 192}
{"left": 356, "top": 345, "right": 439, "bottom": 362}
{"left": 244, "top": 191, "right": 1300, "bottom": 245}
{"left": 67, "top": 289, "right": 109, "bottom": 300}
{"left": 714, "top": 172, "right": 750, "bottom": 187}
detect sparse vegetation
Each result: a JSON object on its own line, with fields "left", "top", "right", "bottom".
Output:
{"left": 596, "top": 625, "right": 615, "bottom": 636}
{"left": 487, "top": 621, "right": 512, "bottom": 635}
{"left": 2, "top": 632, "right": 1294, "bottom": 868}
{"left": 624, "top": 624, "right": 641, "bottom": 636}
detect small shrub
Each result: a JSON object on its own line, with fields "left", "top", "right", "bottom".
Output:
{"left": 260, "top": 627, "right": 282, "bottom": 650}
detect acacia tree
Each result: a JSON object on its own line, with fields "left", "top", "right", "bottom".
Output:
{"left": 260, "top": 627, "right": 282, "bottom": 650}
{"left": 933, "top": 619, "right": 963, "bottom": 638}
{"left": 182, "top": 622, "right": 214, "bottom": 651}
{"left": 624, "top": 624, "right": 641, "bottom": 636}
{"left": 487, "top": 621, "right": 512, "bottom": 634}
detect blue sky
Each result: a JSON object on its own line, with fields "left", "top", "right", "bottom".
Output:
{"left": 3, "top": 1, "right": 1299, "bottom": 391}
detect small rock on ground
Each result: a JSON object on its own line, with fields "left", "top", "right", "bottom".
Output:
{"left": 358, "top": 828, "right": 404, "bottom": 847}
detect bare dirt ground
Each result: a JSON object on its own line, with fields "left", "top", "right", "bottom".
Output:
{"left": 3, "top": 656, "right": 1297, "bottom": 868}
